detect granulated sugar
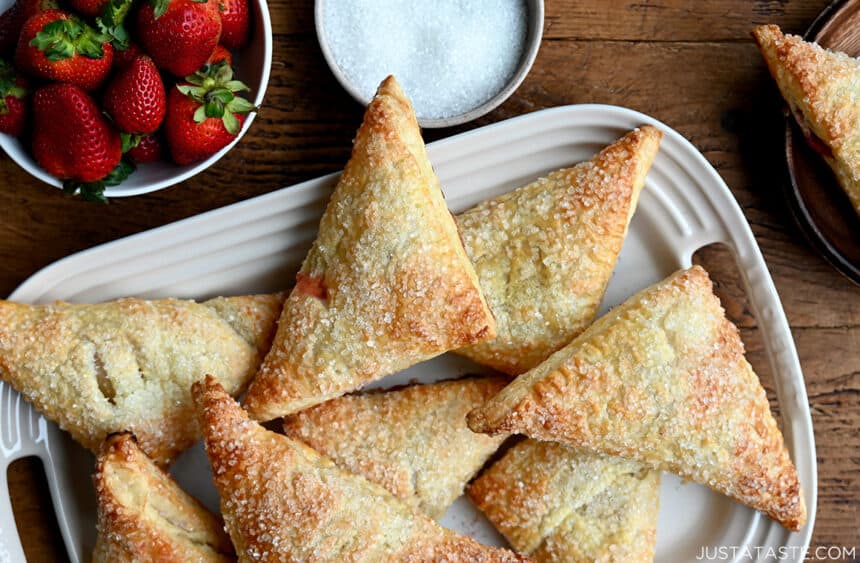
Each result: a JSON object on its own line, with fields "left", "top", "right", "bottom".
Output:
{"left": 322, "top": 0, "right": 528, "bottom": 120}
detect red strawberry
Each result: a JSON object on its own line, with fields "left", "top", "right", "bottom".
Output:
{"left": 207, "top": 44, "right": 232, "bottom": 66}
{"left": 0, "top": 59, "right": 27, "bottom": 136}
{"left": 32, "top": 83, "right": 121, "bottom": 182}
{"left": 103, "top": 55, "right": 165, "bottom": 134}
{"left": 218, "top": 0, "right": 248, "bottom": 49}
{"left": 165, "top": 61, "right": 254, "bottom": 164}
{"left": 126, "top": 132, "right": 162, "bottom": 163}
{"left": 137, "top": 0, "right": 221, "bottom": 77}
{"left": 0, "top": 0, "right": 57, "bottom": 54}
{"left": 112, "top": 40, "right": 142, "bottom": 69}
{"left": 15, "top": 10, "right": 113, "bottom": 91}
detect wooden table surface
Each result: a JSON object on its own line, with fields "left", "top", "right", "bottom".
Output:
{"left": 2, "top": 1, "right": 859, "bottom": 560}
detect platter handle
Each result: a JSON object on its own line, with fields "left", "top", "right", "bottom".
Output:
{"left": 0, "top": 382, "right": 55, "bottom": 563}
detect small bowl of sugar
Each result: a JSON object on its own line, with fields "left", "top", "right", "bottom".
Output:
{"left": 315, "top": 0, "right": 544, "bottom": 128}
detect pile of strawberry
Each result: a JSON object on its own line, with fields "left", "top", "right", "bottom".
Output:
{"left": 0, "top": 0, "right": 254, "bottom": 201}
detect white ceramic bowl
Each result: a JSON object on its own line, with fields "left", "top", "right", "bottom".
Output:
{"left": 315, "top": 0, "right": 544, "bottom": 128}
{"left": 0, "top": 0, "right": 272, "bottom": 197}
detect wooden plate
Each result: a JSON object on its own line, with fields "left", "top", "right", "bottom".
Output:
{"left": 784, "top": 0, "right": 860, "bottom": 284}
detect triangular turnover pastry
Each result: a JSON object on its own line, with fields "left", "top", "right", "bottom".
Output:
{"left": 192, "top": 375, "right": 528, "bottom": 562}
{"left": 282, "top": 377, "right": 508, "bottom": 519}
{"left": 456, "top": 126, "right": 661, "bottom": 375}
{"left": 468, "top": 266, "right": 806, "bottom": 531}
{"left": 0, "top": 293, "right": 283, "bottom": 465}
{"left": 93, "top": 433, "right": 234, "bottom": 562}
{"left": 754, "top": 24, "right": 860, "bottom": 216}
{"left": 468, "top": 441, "right": 659, "bottom": 563}
{"left": 244, "top": 76, "right": 495, "bottom": 421}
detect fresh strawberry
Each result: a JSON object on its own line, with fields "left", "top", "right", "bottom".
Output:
{"left": 32, "top": 83, "right": 122, "bottom": 183}
{"left": 126, "top": 132, "right": 162, "bottom": 163}
{"left": 218, "top": 0, "right": 248, "bottom": 49}
{"left": 207, "top": 44, "right": 232, "bottom": 66}
{"left": 15, "top": 10, "right": 113, "bottom": 91}
{"left": 165, "top": 61, "right": 254, "bottom": 164}
{"left": 137, "top": 0, "right": 221, "bottom": 77}
{"left": 103, "top": 55, "right": 165, "bottom": 134}
{"left": 0, "top": 0, "right": 57, "bottom": 54}
{"left": 0, "top": 59, "right": 27, "bottom": 136}
{"left": 113, "top": 40, "right": 142, "bottom": 68}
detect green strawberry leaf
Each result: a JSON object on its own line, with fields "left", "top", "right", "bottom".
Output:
{"left": 192, "top": 105, "right": 206, "bottom": 123}
{"left": 204, "top": 98, "right": 224, "bottom": 118}
{"left": 97, "top": 0, "right": 132, "bottom": 49}
{"left": 222, "top": 110, "right": 239, "bottom": 135}
{"left": 120, "top": 133, "right": 142, "bottom": 153}
{"left": 210, "top": 88, "right": 234, "bottom": 103}
{"left": 214, "top": 62, "right": 232, "bottom": 82}
{"left": 76, "top": 28, "right": 107, "bottom": 59}
{"left": 150, "top": 0, "right": 170, "bottom": 19}
{"left": 103, "top": 159, "right": 135, "bottom": 185}
{"left": 63, "top": 180, "right": 107, "bottom": 203}
{"left": 62, "top": 159, "right": 136, "bottom": 203}
{"left": 227, "top": 97, "right": 255, "bottom": 114}
{"left": 224, "top": 80, "right": 249, "bottom": 93}
{"left": 31, "top": 17, "right": 107, "bottom": 60}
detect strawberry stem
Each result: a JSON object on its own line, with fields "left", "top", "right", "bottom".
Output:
{"left": 30, "top": 17, "right": 109, "bottom": 61}
{"left": 62, "top": 159, "right": 135, "bottom": 203}
{"left": 177, "top": 61, "right": 256, "bottom": 135}
{"left": 96, "top": 0, "right": 133, "bottom": 50}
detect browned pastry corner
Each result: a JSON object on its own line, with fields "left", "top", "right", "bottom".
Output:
{"left": 282, "top": 376, "right": 509, "bottom": 519}
{"left": 455, "top": 126, "right": 661, "bottom": 375}
{"left": 193, "top": 375, "right": 529, "bottom": 562}
{"left": 467, "top": 266, "right": 806, "bottom": 531}
{"left": 0, "top": 293, "right": 283, "bottom": 466}
{"left": 243, "top": 75, "right": 496, "bottom": 421}
{"left": 468, "top": 441, "right": 659, "bottom": 563}
{"left": 754, "top": 24, "right": 860, "bottom": 217}
{"left": 92, "top": 433, "right": 235, "bottom": 562}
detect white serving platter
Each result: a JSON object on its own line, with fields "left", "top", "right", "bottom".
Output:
{"left": 0, "top": 104, "right": 816, "bottom": 563}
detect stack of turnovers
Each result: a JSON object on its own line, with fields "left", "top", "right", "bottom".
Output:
{"left": 456, "top": 125, "right": 666, "bottom": 562}
{"left": 754, "top": 24, "right": 860, "bottom": 218}
{"left": 193, "top": 376, "right": 528, "bottom": 562}
{"left": 0, "top": 293, "right": 283, "bottom": 465}
{"left": 243, "top": 76, "right": 497, "bottom": 421}
{"left": 468, "top": 266, "right": 807, "bottom": 533}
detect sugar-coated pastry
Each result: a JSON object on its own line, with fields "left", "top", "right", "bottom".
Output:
{"left": 0, "top": 293, "right": 283, "bottom": 466}
{"left": 468, "top": 266, "right": 806, "bottom": 531}
{"left": 754, "top": 24, "right": 860, "bottom": 217}
{"left": 92, "top": 433, "right": 235, "bottom": 562}
{"left": 456, "top": 126, "right": 661, "bottom": 375}
{"left": 283, "top": 377, "right": 508, "bottom": 519}
{"left": 244, "top": 76, "right": 495, "bottom": 421}
{"left": 468, "top": 441, "right": 660, "bottom": 563}
{"left": 193, "top": 375, "right": 529, "bottom": 562}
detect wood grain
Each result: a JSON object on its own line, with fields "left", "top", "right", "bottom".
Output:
{"left": 1, "top": 0, "right": 858, "bottom": 560}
